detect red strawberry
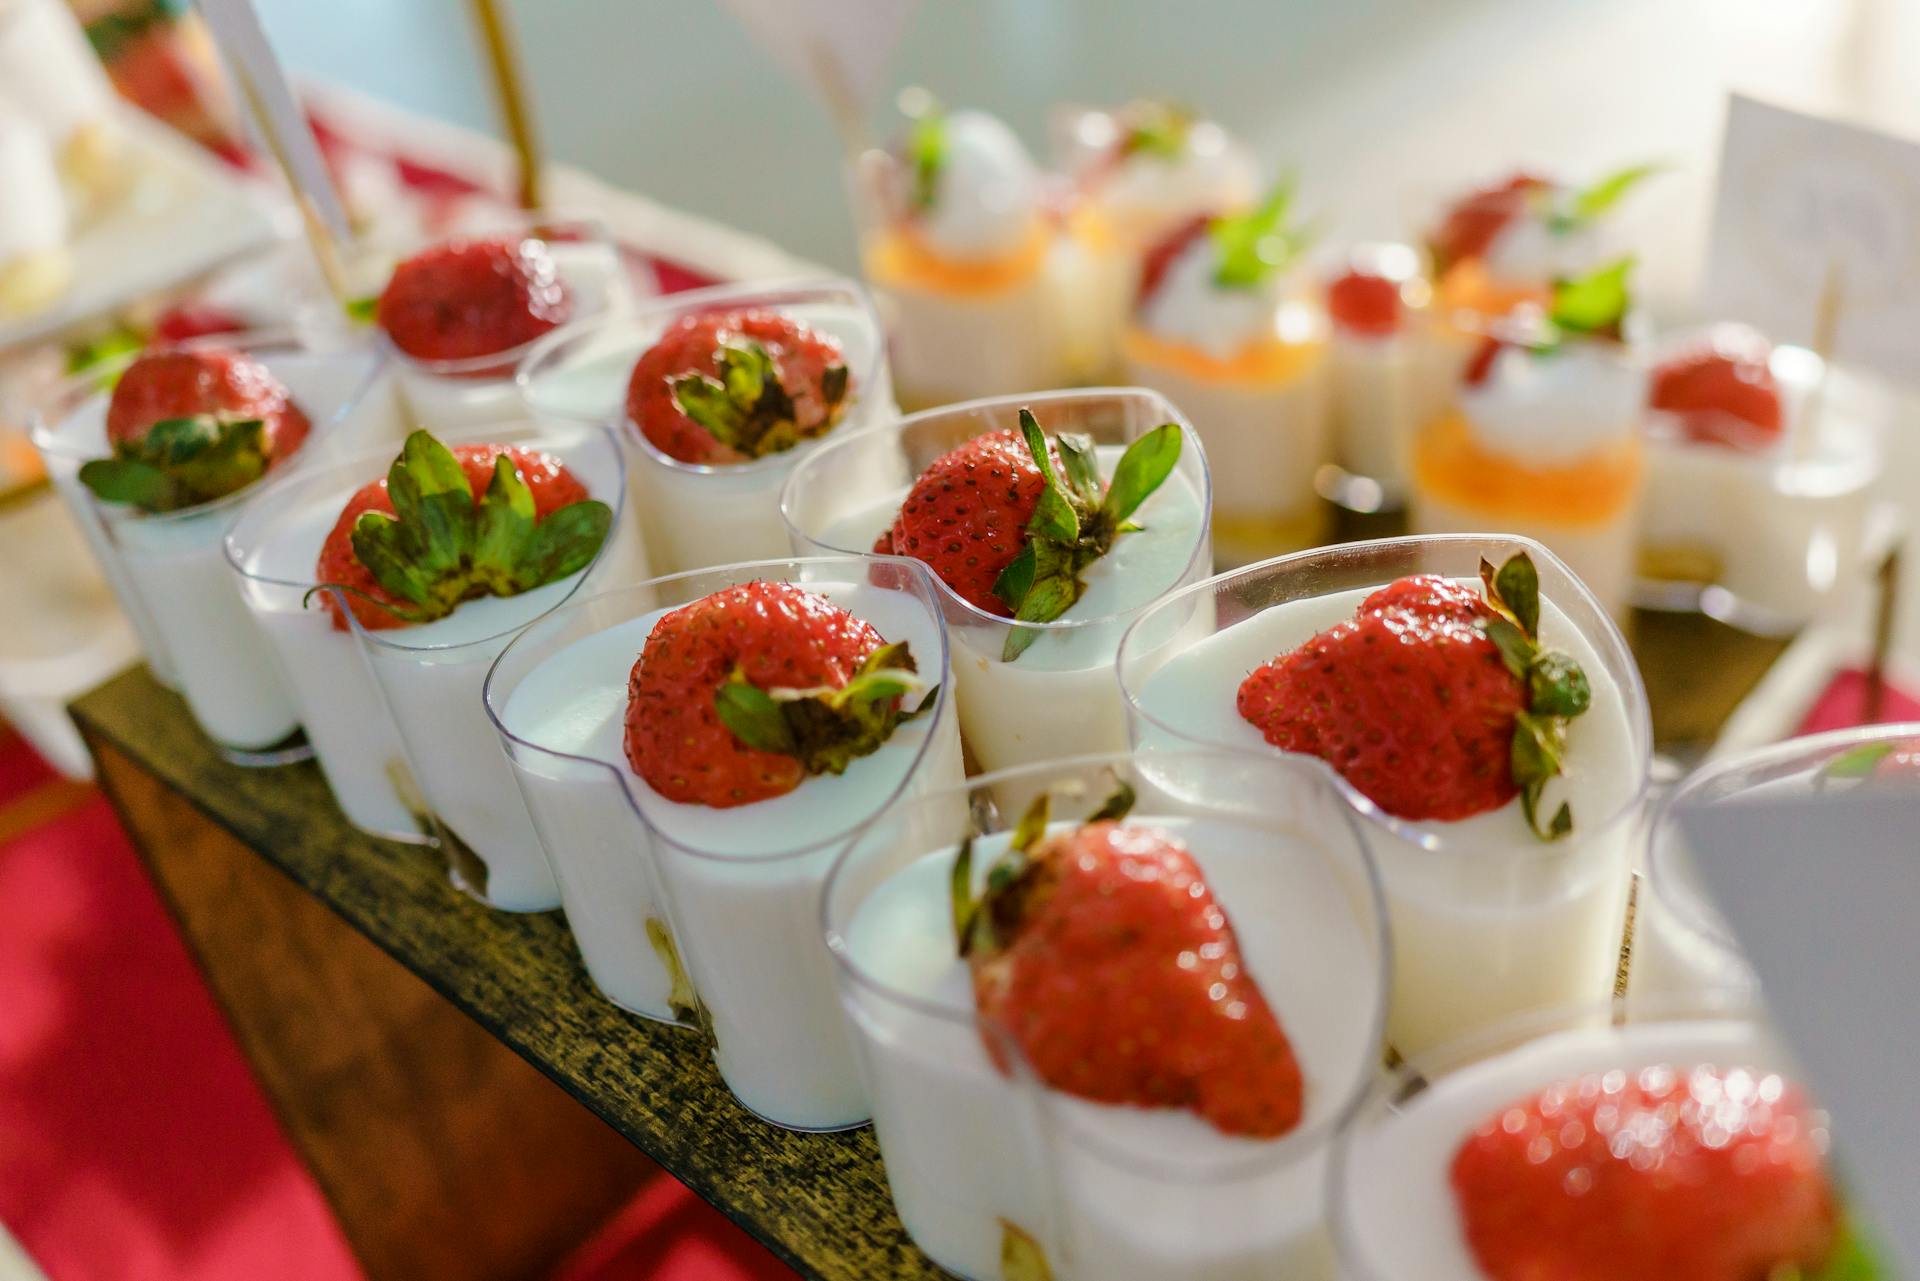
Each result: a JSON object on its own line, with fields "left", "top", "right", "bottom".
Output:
{"left": 1651, "top": 347, "right": 1783, "bottom": 450}
{"left": 626, "top": 309, "right": 851, "bottom": 464}
{"left": 1327, "top": 269, "right": 1403, "bottom": 337}
{"left": 957, "top": 796, "right": 1303, "bottom": 1138}
{"left": 315, "top": 440, "right": 592, "bottom": 631}
{"left": 1238, "top": 556, "right": 1590, "bottom": 831}
{"left": 1451, "top": 1064, "right": 1839, "bottom": 1281}
{"left": 375, "top": 237, "right": 573, "bottom": 363}
{"left": 1136, "top": 213, "right": 1211, "bottom": 308}
{"left": 106, "top": 347, "right": 308, "bottom": 459}
{"left": 80, "top": 348, "right": 311, "bottom": 513}
{"left": 151, "top": 301, "right": 248, "bottom": 345}
{"left": 882, "top": 428, "right": 1048, "bottom": 615}
{"left": 622, "top": 581, "right": 926, "bottom": 808}
{"left": 1428, "top": 172, "right": 1550, "bottom": 277}
{"left": 1463, "top": 334, "right": 1507, "bottom": 387}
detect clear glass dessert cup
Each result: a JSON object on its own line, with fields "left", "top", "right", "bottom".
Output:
{"left": 781, "top": 387, "right": 1214, "bottom": 780}
{"left": 334, "top": 214, "right": 633, "bottom": 434}
{"left": 29, "top": 332, "right": 404, "bottom": 761}
{"left": 1629, "top": 721, "right": 1920, "bottom": 1018}
{"left": 222, "top": 419, "right": 593, "bottom": 845}
{"left": 1639, "top": 333, "right": 1885, "bottom": 626}
{"left": 490, "top": 555, "right": 963, "bottom": 1127}
{"left": 822, "top": 749, "right": 1389, "bottom": 1281}
{"left": 515, "top": 275, "right": 896, "bottom": 576}
{"left": 846, "top": 146, "right": 1078, "bottom": 410}
{"left": 1324, "top": 241, "right": 1435, "bottom": 511}
{"left": 1119, "top": 533, "right": 1653, "bottom": 1058}
{"left": 339, "top": 419, "right": 646, "bottom": 912}
{"left": 1330, "top": 991, "right": 1794, "bottom": 1281}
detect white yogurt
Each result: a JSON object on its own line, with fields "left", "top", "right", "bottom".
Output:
{"left": 1131, "top": 583, "right": 1641, "bottom": 1056}
{"left": 389, "top": 239, "right": 630, "bottom": 432}
{"left": 1123, "top": 308, "right": 1330, "bottom": 565}
{"left": 1331, "top": 331, "right": 1423, "bottom": 492}
{"left": 517, "top": 285, "right": 895, "bottom": 576}
{"left": 501, "top": 578, "right": 962, "bottom": 1125}
{"left": 840, "top": 813, "right": 1383, "bottom": 1281}
{"left": 1641, "top": 342, "right": 1881, "bottom": 621}
{"left": 38, "top": 348, "right": 396, "bottom": 755}
{"left": 819, "top": 445, "right": 1209, "bottom": 774}
{"left": 1338, "top": 1018, "right": 1785, "bottom": 1281}
{"left": 915, "top": 110, "right": 1045, "bottom": 262}
{"left": 347, "top": 427, "right": 645, "bottom": 911}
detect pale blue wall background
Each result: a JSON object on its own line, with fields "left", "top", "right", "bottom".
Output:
{"left": 254, "top": 0, "right": 1920, "bottom": 296}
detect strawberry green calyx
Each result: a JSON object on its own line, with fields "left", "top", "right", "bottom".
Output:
{"left": 1478, "top": 552, "right": 1592, "bottom": 840}
{"left": 1549, "top": 256, "right": 1634, "bottom": 342}
{"left": 79, "top": 415, "right": 269, "bottom": 513}
{"left": 1544, "top": 163, "right": 1661, "bottom": 236}
{"left": 993, "top": 409, "right": 1183, "bottom": 661}
{"left": 1778, "top": 1218, "right": 1887, "bottom": 1280}
{"left": 714, "top": 639, "right": 936, "bottom": 777}
{"left": 343, "top": 430, "right": 611, "bottom": 625}
{"left": 669, "top": 338, "right": 849, "bottom": 459}
{"left": 907, "top": 105, "right": 947, "bottom": 213}
{"left": 1118, "top": 100, "right": 1192, "bottom": 161}
{"left": 952, "top": 780, "right": 1136, "bottom": 957}
{"left": 1210, "top": 176, "right": 1314, "bottom": 289}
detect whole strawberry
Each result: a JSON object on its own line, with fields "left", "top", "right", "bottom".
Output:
{"left": 1451, "top": 1064, "right": 1840, "bottom": 1281}
{"left": 627, "top": 309, "right": 851, "bottom": 464}
{"left": 81, "top": 347, "right": 310, "bottom": 513}
{"left": 1651, "top": 345, "right": 1782, "bottom": 449}
{"left": 954, "top": 786, "right": 1304, "bottom": 1138}
{"left": 313, "top": 431, "right": 608, "bottom": 631}
{"left": 878, "top": 409, "right": 1183, "bottom": 659}
{"left": 623, "top": 581, "right": 932, "bottom": 809}
{"left": 876, "top": 428, "right": 1046, "bottom": 614}
{"left": 376, "top": 237, "right": 573, "bottom": 363}
{"left": 1427, "top": 172, "right": 1550, "bottom": 277}
{"left": 1238, "top": 553, "right": 1591, "bottom": 836}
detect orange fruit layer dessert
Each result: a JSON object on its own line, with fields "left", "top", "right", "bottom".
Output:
{"left": 1413, "top": 407, "right": 1642, "bottom": 526}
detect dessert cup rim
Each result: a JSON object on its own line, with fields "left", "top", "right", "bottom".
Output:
{"left": 1646, "top": 721, "right": 1920, "bottom": 957}
{"left": 28, "top": 329, "right": 388, "bottom": 528}
{"left": 1326, "top": 990, "right": 1773, "bottom": 1281}
{"left": 481, "top": 554, "right": 959, "bottom": 865}
{"left": 1115, "top": 532, "right": 1654, "bottom": 854}
{"left": 514, "top": 272, "right": 889, "bottom": 478}
{"left": 819, "top": 746, "right": 1393, "bottom": 1183}
{"left": 779, "top": 385, "right": 1215, "bottom": 638}
{"left": 378, "top": 213, "right": 624, "bottom": 377}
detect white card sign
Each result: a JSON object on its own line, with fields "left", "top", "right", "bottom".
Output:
{"left": 1675, "top": 786, "right": 1920, "bottom": 1276}
{"left": 1701, "top": 95, "right": 1920, "bottom": 384}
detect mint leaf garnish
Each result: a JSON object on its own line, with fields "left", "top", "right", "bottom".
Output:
{"left": 1211, "top": 177, "right": 1314, "bottom": 289}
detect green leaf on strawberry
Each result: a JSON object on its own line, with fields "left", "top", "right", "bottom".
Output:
{"left": 1479, "top": 552, "right": 1592, "bottom": 841}
{"left": 1550, "top": 256, "right": 1635, "bottom": 340}
{"left": 1210, "top": 176, "right": 1315, "bottom": 290}
{"left": 342, "top": 429, "right": 611, "bottom": 624}
{"left": 908, "top": 105, "right": 946, "bottom": 213}
{"left": 669, "top": 337, "right": 848, "bottom": 460}
{"left": 1118, "top": 100, "right": 1192, "bottom": 161}
{"left": 1546, "top": 162, "right": 1661, "bottom": 234}
{"left": 713, "top": 639, "right": 934, "bottom": 778}
{"left": 993, "top": 409, "right": 1184, "bottom": 661}
{"left": 1823, "top": 742, "right": 1897, "bottom": 780}
{"left": 79, "top": 415, "right": 270, "bottom": 513}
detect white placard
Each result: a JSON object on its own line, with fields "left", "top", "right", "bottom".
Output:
{"left": 1700, "top": 95, "right": 1920, "bottom": 385}
{"left": 1675, "top": 786, "right": 1920, "bottom": 1275}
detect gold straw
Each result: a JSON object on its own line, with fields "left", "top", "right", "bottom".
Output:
{"left": 467, "top": 0, "right": 543, "bottom": 211}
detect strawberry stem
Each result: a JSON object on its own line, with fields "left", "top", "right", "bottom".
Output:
{"left": 79, "top": 415, "right": 270, "bottom": 513}
{"left": 993, "top": 409, "right": 1183, "bottom": 661}
{"left": 1479, "top": 552, "right": 1592, "bottom": 841}
{"left": 713, "top": 640, "right": 932, "bottom": 778}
